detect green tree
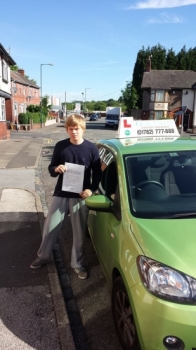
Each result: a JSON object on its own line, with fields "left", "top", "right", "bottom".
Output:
{"left": 94, "top": 101, "right": 106, "bottom": 110}
{"left": 120, "top": 83, "right": 138, "bottom": 114}
{"left": 41, "top": 95, "right": 52, "bottom": 116}
{"left": 27, "top": 104, "right": 41, "bottom": 113}
{"left": 166, "top": 48, "right": 178, "bottom": 69}
{"left": 176, "top": 45, "right": 187, "bottom": 69}
{"left": 132, "top": 47, "right": 149, "bottom": 108}
{"left": 10, "top": 65, "right": 19, "bottom": 71}
{"left": 150, "top": 43, "right": 166, "bottom": 69}
{"left": 186, "top": 47, "right": 196, "bottom": 71}
{"left": 106, "top": 99, "right": 119, "bottom": 107}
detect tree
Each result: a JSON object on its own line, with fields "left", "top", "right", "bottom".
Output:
{"left": 106, "top": 99, "right": 118, "bottom": 107}
{"left": 120, "top": 83, "right": 138, "bottom": 114}
{"left": 27, "top": 104, "right": 40, "bottom": 112}
{"left": 166, "top": 48, "right": 178, "bottom": 69}
{"left": 150, "top": 43, "right": 166, "bottom": 69}
{"left": 132, "top": 46, "right": 150, "bottom": 109}
{"left": 94, "top": 101, "right": 106, "bottom": 111}
{"left": 10, "top": 65, "right": 19, "bottom": 71}
{"left": 176, "top": 45, "right": 187, "bottom": 69}
{"left": 41, "top": 95, "right": 52, "bottom": 116}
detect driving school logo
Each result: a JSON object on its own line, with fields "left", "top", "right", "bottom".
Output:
{"left": 123, "top": 119, "right": 131, "bottom": 136}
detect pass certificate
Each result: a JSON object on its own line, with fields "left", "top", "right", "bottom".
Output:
{"left": 62, "top": 163, "right": 85, "bottom": 193}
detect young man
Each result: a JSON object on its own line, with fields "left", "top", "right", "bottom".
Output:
{"left": 30, "top": 114, "right": 102, "bottom": 279}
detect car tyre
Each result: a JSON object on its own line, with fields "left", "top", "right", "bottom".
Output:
{"left": 112, "top": 277, "right": 141, "bottom": 350}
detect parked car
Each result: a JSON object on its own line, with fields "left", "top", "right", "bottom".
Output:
{"left": 85, "top": 119, "right": 196, "bottom": 350}
{"left": 89, "top": 114, "right": 99, "bottom": 121}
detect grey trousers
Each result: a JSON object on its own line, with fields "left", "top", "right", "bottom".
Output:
{"left": 37, "top": 196, "right": 88, "bottom": 268}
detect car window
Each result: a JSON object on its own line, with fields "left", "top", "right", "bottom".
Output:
{"left": 125, "top": 151, "right": 196, "bottom": 219}
{"left": 106, "top": 114, "right": 119, "bottom": 120}
{"left": 98, "top": 147, "right": 117, "bottom": 200}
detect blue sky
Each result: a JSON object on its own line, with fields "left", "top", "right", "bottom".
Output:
{"left": 1, "top": 0, "right": 196, "bottom": 103}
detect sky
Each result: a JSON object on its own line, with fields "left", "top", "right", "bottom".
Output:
{"left": 1, "top": 0, "right": 196, "bottom": 103}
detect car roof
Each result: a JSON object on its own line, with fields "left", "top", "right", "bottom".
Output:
{"left": 97, "top": 136, "right": 196, "bottom": 155}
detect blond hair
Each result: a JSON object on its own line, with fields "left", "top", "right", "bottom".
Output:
{"left": 65, "top": 114, "right": 86, "bottom": 131}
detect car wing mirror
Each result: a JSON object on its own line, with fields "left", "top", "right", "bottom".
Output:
{"left": 85, "top": 195, "right": 112, "bottom": 211}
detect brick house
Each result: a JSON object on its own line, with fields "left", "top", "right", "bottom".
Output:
{"left": 141, "top": 56, "right": 196, "bottom": 132}
{"left": 0, "top": 43, "right": 16, "bottom": 140}
{"left": 7, "top": 69, "right": 40, "bottom": 124}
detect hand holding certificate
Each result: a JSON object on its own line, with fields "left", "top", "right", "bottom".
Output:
{"left": 62, "top": 162, "right": 85, "bottom": 193}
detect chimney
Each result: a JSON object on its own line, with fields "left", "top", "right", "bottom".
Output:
{"left": 18, "top": 69, "right": 25, "bottom": 76}
{"left": 146, "top": 56, "right": 151, "bottom": 72}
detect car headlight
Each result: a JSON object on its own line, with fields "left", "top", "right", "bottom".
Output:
{"left": 137, "top": 256, "right": 196, "bottom": 304}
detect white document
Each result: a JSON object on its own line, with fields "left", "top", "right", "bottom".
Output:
{"left": 62, "top": 162, "right": 85, "bottom": 193}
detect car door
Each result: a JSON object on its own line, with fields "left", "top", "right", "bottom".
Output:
{"left": 88, "top": 146, "right": 122, "bottom": 280}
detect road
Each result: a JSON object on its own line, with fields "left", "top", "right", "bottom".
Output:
{"left": 13, "top": 119, "right": 122, "bottom": 350}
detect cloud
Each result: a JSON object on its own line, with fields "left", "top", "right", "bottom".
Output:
{"left": 148, "top": 12, "right": 185, "bottom": 22}
{"left": 127, "top": 0, "right": 196, "bottom": 9}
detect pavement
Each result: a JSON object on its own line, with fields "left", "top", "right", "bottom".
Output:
{"left": 0, "top": 135, "right": 75, "bottom": 350}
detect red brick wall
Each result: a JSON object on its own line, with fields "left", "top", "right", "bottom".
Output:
{"left": 0, "top": 122, "right": 10, "bottom": 140}
{"left": 6, "top": 99, "right": 14, "bottom": 123}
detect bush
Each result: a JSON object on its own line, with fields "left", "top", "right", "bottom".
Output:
{"left": 18, "top": 112, "right": 47, "bottom": 124}
{"left": 18, "top": 113, "right": 28, "bottom": 124}
{"left": 27, "top": 104, "right": 41, "bottom": 113}
{"left": 27, "top": 112, "right": 47, "bottom": 124}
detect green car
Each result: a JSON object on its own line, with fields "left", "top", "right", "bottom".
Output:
{"left": 85, "top": 133, "right": 196, "bottom": 350}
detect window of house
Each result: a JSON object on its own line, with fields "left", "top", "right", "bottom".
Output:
{"left": 24, "top": 86, "right": 26, "bottom": 95}
{"left": 20, "top": 104, "right": 24, "bottom": 113}
{"left": 150, "top": 111, "right": 164, "bottom": 119}
{"left": 155, "top": 90, "right": 164, "bottom": 102}
{"left": 154, "top": 111, "right": 164, "bottom": 119}
{"left": 2, "top": 60, "right": 8, "bottom": 82}
{"left": 151, "top": 90, "right": 167, "bottom": 102}
{"left": 14, "top": 103, "right": 18, "bottom": 117}
{"left": 0, "top": 98, "right": 6, "bottom": 121}
{"left": 151, "top": 90, "right": 155, "bottom": 102}
{"left": 150, "top": 111, "right": 154, "bottom": 120}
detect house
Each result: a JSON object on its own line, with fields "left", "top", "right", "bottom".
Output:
{"left": 0, "top": 43, "right": 16, "bottom": 140}
{"left": 141, "top": 56, "right": 196, "bottom": 132}
{"left": 7, "top": 69, "right": 40, "bottom": 124}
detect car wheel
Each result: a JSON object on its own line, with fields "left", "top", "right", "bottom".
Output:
{"left": 112, "top": 277, "right": 141, "bottom": 350}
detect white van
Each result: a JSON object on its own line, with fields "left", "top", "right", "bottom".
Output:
{"left": 105, "top": 114, "right": 119, "bottom": 128}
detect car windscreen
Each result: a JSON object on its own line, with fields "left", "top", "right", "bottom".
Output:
{"left": 124, "top": 151, "right": 196, "bottom": 219}
{"left": 106, "top": 114, "right": 119, "bottom": 120}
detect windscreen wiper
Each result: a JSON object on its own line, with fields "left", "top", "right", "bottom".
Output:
{"left": 155, "top": 212, "right": 196, "bottom": 219}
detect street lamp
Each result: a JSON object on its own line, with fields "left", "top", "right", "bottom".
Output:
{"left": 85, "top": 88, "right": 91, "bottom": 118}
{"left": 40, "top": 63, "right": 53, "bottom": 127}
{"left": 81, "top": 92, "right": 84, "bottom": 113}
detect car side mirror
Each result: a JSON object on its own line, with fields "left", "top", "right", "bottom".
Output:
{"left": 85, "top": 195, "right": 112, "bottom": 211}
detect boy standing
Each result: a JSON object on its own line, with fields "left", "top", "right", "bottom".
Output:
{"left": 30, "top": 114, "right": 102, "bottom": 279}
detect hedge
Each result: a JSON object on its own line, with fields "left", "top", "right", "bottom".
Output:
{"left": 18, "top": 112, "right": 47, "bottom": 124}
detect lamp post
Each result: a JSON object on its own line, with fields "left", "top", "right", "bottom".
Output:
{"left": 40, "top": 63, "right": 53, "bottom": 127}
{"left": 85, "top": 88, "right": 90, "bottom": 118}
{"left": 81, "top": 92, "right": 84, "bottom": 114}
